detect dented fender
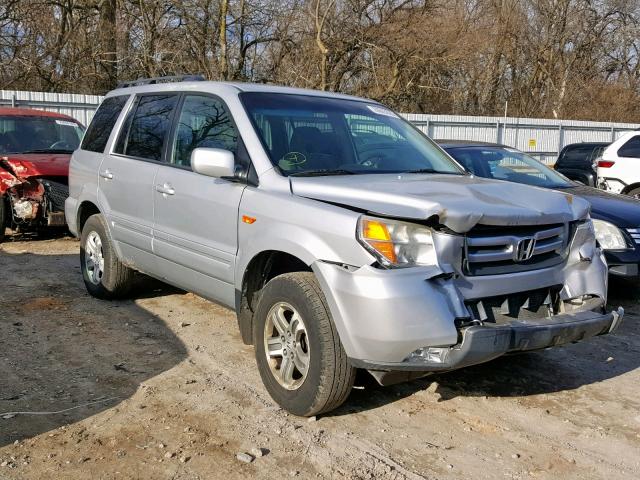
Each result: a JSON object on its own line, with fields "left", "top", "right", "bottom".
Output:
{"left": 0, "top": 157, "right": 46, "bottom": 198}
{"left": 312, "top": 261, "right": 461, "bottom": 362}
{"left": 0, "top": 157, "right": 25, "bottom": 195}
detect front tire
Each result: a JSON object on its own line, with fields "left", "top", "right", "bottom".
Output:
{"left": 80, "top": 214, "right": 134, "bottom": 299}
{"left": 0, "top": 196, "right": 7, "bottom": 243}
{"left": 626, "top": 186, "right": 640, "bottom": 199}
{"left": 253, "top": 272, "right": 355, "bottom": 416}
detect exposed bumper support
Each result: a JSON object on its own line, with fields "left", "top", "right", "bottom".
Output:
{"left": 351, "top": 307, "right": 624, "bottom": 377}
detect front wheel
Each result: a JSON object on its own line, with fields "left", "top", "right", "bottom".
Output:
{"left": 0, "top": 196, "right": 7, "bottom": 243}
{"left": 626, "top": 187, "right": 640, "bottom": 199}
{"left": 80, "top": 214, "right": 134, "bottom": 299}
{"left": 253, "top": 272, "right": 355, "bottom": 416}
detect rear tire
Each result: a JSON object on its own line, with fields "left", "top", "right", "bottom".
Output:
{"left": 80, "top": 214, "right": 134, "bottom": 299}
{"left": 253, "top": 272, "right": 355, "bottom": 416}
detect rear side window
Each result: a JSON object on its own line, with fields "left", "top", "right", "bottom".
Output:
{"left": 618, "top": 136, "right": 640, "bottom": 158}
{"left": 81, "top": 95, "right": 128, "bottom": 153}
{"left": 171, "top": 95, "right": 238, "bottom": 167}
{"left": 115, "top": 94, "right": 178, "bottom": 161}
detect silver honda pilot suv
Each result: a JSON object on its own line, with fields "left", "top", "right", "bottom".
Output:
{"left": 66, "top": 77, "right": 623, "bottom": 416}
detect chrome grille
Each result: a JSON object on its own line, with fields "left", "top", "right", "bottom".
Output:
{"left": 464, "top": 224, "right": 569, "bottom": 276}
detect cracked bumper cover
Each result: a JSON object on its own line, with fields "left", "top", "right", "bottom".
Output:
{"left": 349, "top": 307, "right": 624, "bottom": 372}
{"left": 312, "top": 232, "right": 618, "bottom": 373}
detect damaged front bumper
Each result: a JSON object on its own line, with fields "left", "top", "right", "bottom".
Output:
{"left": 312, "top": 224, "right": 622, "bottom": 383}
{"left": 1, "top": 157, "right": 68, "bottom": 229}
{"left": 350, "top": 307, "right": 623, "bottom": 383}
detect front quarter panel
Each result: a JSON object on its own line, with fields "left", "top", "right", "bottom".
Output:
{"left": 235, "top": 187, "right": 374, "bottom": 287}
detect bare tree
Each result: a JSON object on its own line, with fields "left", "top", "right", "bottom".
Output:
{"left": 1, "top": 0, "right": 640, "bottom": 122}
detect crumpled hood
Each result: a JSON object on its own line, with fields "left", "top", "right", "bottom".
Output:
{"left": 290, "top": 174, "right": 590, "bottom": 232}
{"left": 0, "top": 153, "right": 71, "bottom": 178}
{"left": 0, "top": 153, "right": 70, "bottom": 194}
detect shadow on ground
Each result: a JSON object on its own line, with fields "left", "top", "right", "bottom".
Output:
{"left": 332, "top": 277, "right": 640, "bottom": 416}
{"left": 0, "top": 247, "right": 187, "bottom": 447}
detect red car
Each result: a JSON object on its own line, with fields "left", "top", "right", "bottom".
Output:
{"left": 0, "top": 107, "right": 84, "bottom": 242}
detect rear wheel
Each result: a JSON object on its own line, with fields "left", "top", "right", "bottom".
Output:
{"left": 253, "top": 272, "right": 355, "bottom": 416}
{"left": 80, "top": 214, "right": 134, "bottom": 299}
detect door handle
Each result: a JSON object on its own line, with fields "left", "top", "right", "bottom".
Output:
{"left": 99, "top": 169, "right": 113, "bottom": 180}
{"left": 155, "top": 183, "right": 175, "bottom": 196}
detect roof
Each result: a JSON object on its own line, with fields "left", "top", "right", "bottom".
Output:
{"left": 223, "top": 82, "right": 368, "bottom": 101}
{"left": 435, "top": 139, "right": 505, "bottom": 148}
{"left": 561, "top": 141, "right": 610, "bottom": 148}
{"left": 0, "top": 106, "right": 80, "bottom": 122}
{"left": 109, "top": 80, "right": 376, "bottom": 104}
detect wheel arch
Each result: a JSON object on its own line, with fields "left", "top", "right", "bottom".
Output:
{"left": 77, "top": 200, "right": 101, "bottom": 234}
{"left": 236, "top": 250, "right": 311, "bottom": 345}
{"left": 621, "top": 182, "right": 640, "bottom": 196}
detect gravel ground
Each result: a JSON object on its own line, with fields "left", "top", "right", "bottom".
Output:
{"left": 1, "top": 235, "right": 639, "bottom": 480}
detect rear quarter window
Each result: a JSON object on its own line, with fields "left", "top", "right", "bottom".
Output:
{"left": 617, "top": 135, "right": 640, "bottom": 158}
{"left": 81, "top": 95, "right": 129, "bottom": 153}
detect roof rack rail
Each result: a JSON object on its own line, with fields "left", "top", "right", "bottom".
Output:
{"left": 116, "top": 74, "right": 206, "bottom": 89}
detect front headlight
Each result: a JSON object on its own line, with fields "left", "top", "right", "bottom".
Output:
{"left": 357, "top": 216, "right": 437, "bottom": 267}
{"left": 592, "top": 219, "right": 627, "bottom": 250}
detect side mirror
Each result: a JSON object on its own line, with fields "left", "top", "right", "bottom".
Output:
{"left": 191, "top": 148, "right": 235, "bottom": 178}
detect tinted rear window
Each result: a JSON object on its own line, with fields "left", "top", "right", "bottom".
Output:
{"left": 618, "top": 136, "right": 640, "bottom": 158}
{"left": 81, "top": 95, "right": 128, "bottom": 153}
{"left": 115, "top": 94, "right": 178, "bottom": 161}
{"left": 557, "top": 144, "right": 601, "bottom": 165}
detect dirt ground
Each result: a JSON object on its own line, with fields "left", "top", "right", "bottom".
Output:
{"left": 1, "top": 234, "right": 639, "bottom": 480}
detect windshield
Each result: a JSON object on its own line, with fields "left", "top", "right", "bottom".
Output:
{"left": 445, "top": 146, "right": 572, "bottom": 188}
{"left": 240, "top": 92, "right": 464, "bottom": 176}
{"left": 0, "top": 115, "right": 84, "bottom": 154}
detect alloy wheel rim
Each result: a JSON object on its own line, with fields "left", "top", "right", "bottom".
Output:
{"left": 84, "top": 231, "right": 105, "bottom": 285}
{"left": 264, "top": 302, "right": 310, "bottom": 390}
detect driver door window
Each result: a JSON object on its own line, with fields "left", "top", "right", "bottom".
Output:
{"left": 172, "top": 95, "right": 238, "bottom": 167}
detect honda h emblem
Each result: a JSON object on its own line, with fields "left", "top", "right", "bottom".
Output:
{"left": 515, "top": 237, "right": 536, "bottom": 262}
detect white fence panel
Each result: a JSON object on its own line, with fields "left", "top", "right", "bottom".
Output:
{"left": 0, "top": 89, "right": 104, "bottom": 126}
{"left": 403, "top": 113, "right": 638, "bottom": 164}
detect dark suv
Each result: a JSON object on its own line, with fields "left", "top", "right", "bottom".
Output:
{"left": 554, "top": 142, "right": 609, "bottom": 187}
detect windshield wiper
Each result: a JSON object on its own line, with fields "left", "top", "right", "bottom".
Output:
{"left": 404, "top": 168, "right": 461, "bottom": 175}
{"left": 19, "top": 149, "right": 74, "bottom": 154}
{"left": 289, "top": 169, "right": 356, "bottom": 177}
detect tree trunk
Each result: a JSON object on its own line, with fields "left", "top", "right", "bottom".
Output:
{"left": 97, "top": 0, "right": 117, "bottom": 92}
{"left": 219, "top": 0, "right": 229, "bottom": 80}
{"left": 314, "top": 0, "right": 335, "bottom": 91}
